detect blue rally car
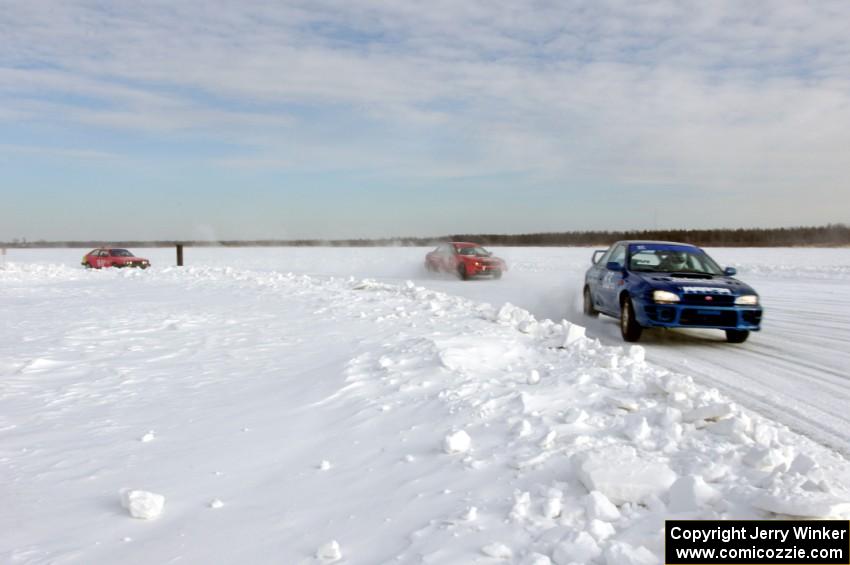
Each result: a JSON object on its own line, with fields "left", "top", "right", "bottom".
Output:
{"left": 583, "top": 241, "right": 763, "bottom": 343}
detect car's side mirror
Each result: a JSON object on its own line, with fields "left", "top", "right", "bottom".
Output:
{"left": 592, "top": 250, "right": 605, "bottom": 264}
{"left": 606, "top": 261, "right": 624, "bottom": 272}
{"left": 724, "top": 267, "right": 737, "bottom": 276}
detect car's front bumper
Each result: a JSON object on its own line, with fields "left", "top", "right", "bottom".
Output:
{"left": 469, "top": 264, "right": 503, "bottom": 276}
{"left": 636, "top": 301, "right": 762, "bottom": 331}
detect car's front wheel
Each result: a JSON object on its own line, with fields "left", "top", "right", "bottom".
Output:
{"left": 725, "top": 329, "right": 749, "bottom": 343}
{"left": 583, "top": 287, "right": 598, "bottom": 317}
{"left": 620, "top": 296, "right": 643, "bottom": 342}
{"left": 458, "top": 264, "right": 470, "bottom": 280}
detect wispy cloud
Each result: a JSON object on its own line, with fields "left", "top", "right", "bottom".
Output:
{"left": 0, "top": 142, "right": 117, "bottom": 161}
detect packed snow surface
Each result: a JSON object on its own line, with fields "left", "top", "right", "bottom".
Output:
{"left": 2, "top": 247, "right": 850, "bottom": 564}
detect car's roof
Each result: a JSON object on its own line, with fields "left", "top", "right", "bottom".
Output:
{"left": 619, "top": 240, "right": 699, "bottom": 247}
{"left": 451, "top": 241, "right": 481, "bottom": 247}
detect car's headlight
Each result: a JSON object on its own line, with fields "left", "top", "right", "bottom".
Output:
{"left": 653, "top": 290, "right": 680, "bottom": 304}
{"left": 735, "top": 294, "right": 759, "bottom": 305}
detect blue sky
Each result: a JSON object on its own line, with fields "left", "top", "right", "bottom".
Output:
{"left": 2, "top": 1, "right": 849, "bottom": 241}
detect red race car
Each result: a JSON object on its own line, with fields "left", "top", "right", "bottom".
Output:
{"left": 81, "top": 248, "right": 151, "bottom": 269}
{"left": 425, "top": 242, "right": 507, "bottom": 280}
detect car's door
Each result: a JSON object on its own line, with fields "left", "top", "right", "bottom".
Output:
{"left": 109, "top": 249, "right": 127, "bottom": 267}
{"left": 597, "top": 243, "right": 627, "bottom": 313}
{"left": 95, "top": 250, "right": 110, "bottom": 268}
{"left": 587, "top": 244, "right": 613, "bottom": 311}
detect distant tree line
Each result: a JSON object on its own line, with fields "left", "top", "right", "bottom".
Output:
{"left": 449, "top": 223, "right": 850, "bottom": 247}
{"left": 3, "top": 223, "right": 849, "bottom": 248}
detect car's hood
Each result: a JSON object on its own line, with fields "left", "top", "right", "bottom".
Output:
{"left": 634, "top": 272, "right": 756, "bottom": 296}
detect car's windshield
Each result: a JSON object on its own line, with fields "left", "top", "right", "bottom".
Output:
{"left": 110, "top": 249, "right": 134, "bottom": 257}
{"left": 456, "top": 246, "right": 490, "bottom": 257}
{"left": 628, "top": 246, "right": 722, "bottom": 275}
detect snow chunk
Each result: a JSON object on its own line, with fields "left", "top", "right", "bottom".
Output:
{"left": 543, "top": 492, "right": 563, "bottom": 519}
{"left": 208, "top": 498, "right": 224, "bottom": 509}
{"left": 139, "top": 431, "right": 155, "bottom": 443}
{"left": 540, "top": 429, "right": 557, "bottom": 449}
{"left": 497, "top": 303, "right": 535, "bottom": 327}
{"left": 753, "top": 490, "right": 850, "bottom": 518}
{"left": 788, "top": 454, "right": 818, "bottom": 476}
{"left": 573, "top": 446, "right": 677, "bottom": 505}
{"left": 443, "top": 430, "right": 472, "bottom": 454}
{"left": 318, "top": 460, "right": 332, "bottom": 471}
{"left": 588, "top": 519, "right": 616, "bottom": 541}
{"left": 510, "top": 491, "right": 531, "bottom": 521}
{"left": 564, "top": 408, "right": 589, "bottom": 425}
{"left": 316, "top": 540, "right": 342, "bottom": 561}
{"left": 753, "top": 422, "right": 779, "bottom": 446}
{"left": 708, "top": 414, "right": 752, "bottom": 439}
{"left": 562, "top": 322, "right": 586, "bottom": 347}
{"left": 586, "top": 490, "right": 621, "bottom": 521}
{"left": 527, "top": 369, "right": 541, "bottom": 385}
{"left": 120, "top": 489, "right": 165, "bottom": 520}
{"left": 552, "top": 532, "right": 601, "bottom": 564}
{"left": 628, "top": 345, "right": 646, "bottom": 363}
{"left": 624, "top": 415, "right": 651, "bottom": 443}
{"left": 481, "top": 542, "right": 513, "bottom": 559}
{"left": 604, "top": 542, "right": 660, "bottom": 565}
{"left": 523, "top": 553, "right": 552, "bottom": 565}
{"left": 515, "top": 419, "right": 533, "bottom": 438}
{"left": 667, "top": 475, "right": 720, "bottom": 512}
{"left": 683, "top": 403, "right": 734, "bottom": 423}
{"left": 743, "top": 446, "right": 789, "bottom": 470}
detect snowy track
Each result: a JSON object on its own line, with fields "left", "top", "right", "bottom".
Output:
{"left": 2, "top": 247, "right": 850, "bottom": 564}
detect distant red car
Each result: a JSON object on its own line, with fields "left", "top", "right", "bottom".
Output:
{"left": 81, "top": 248, "right": 151, "bottom": 269}
{"left": 425, "top": 242, "right": 507, "bottom": 280}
